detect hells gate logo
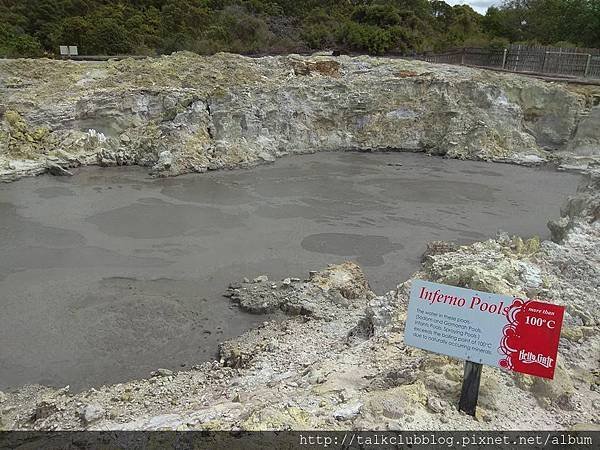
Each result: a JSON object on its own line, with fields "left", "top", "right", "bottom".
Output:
{"left": 499, "top": 298, "right": 564, "bottom": 379}
{"left": 518, "top": 350, "right": 554, "bottom": 368}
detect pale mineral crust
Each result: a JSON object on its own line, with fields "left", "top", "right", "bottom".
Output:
{"left": 1, "top": 52, "right": 599, "bottom": 182}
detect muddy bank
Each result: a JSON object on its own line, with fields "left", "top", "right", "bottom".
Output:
{"left": 0, "top": 152, "right": 582, "bottom": 391}
{"left": 0, "top": 171, "right": 597, "bottom": 431}
{"left": 1, "top": 53, "right": 600, "bottom": 183}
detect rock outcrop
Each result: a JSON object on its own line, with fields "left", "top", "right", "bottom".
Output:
{"left": 548, "top": 172, "right": 600, "bottom": 242}
{"left": 1, "top": 52, "right": 599, "bottom": 182}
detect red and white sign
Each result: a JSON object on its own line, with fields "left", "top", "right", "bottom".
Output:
{"left": 499, "top": 298, "right": 564, "bottom": 378}
{"left": 404, "top": 280, "right": 565, "bottom": 379}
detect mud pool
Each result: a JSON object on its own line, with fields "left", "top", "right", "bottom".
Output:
{"left": 0, "top": 152, "right": 581, "bottom": 391}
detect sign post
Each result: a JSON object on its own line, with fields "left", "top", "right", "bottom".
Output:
{"left": 458, "top": 361, "right": 482, "bottom": 416}
{"left": 404, "top": 280, "right": 565, "bottom": 416}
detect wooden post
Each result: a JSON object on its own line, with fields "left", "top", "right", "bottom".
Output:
{"left": 541, "top": 51, "right": 548, "bottom": 73}
{"left": 584, "top": 54, "right": 592, "bottom": 78}
{"left": 458, "top": 361, "right": 482, "bottom": 416}
{"left": 501, "top": 48, "right": 508, "bottom": 70}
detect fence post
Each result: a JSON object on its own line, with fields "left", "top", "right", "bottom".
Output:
{"left": 502, "top": 48, "right": 507, "bottom": 69}
{"left": 541, "top": 51, "right": 548, "bottom": 73}
{"left": 584, "top": 54, "right": 592, "bottom": 77}
{"left": 461, "top": 48, "right": 465, "bottom": 65}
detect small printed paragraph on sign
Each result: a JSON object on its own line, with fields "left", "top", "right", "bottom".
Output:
{"left": 404, "top": 280, "right": 565, "bottom": 379}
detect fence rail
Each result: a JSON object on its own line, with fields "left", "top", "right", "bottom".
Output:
{"left": 418, "top": 45, "right": 600, "bottom": 80}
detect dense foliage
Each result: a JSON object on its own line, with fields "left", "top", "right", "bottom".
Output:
{"left": 0, "top": 0, "right": 598, "bottom": 58}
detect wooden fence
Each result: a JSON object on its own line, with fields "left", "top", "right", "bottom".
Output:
{"left": 418, "top": 45, "right": 600, "bottom": 80}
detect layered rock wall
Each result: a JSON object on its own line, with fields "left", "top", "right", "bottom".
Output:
{"left": 1, "top": 53, "right": 599, "bottom": 181}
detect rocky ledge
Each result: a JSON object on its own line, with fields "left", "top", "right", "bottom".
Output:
{"left": 1, "top": 52, "right": 600, "bottom": 182}
{"left": 1, "top": 172, "right": 598, "bottom": 431}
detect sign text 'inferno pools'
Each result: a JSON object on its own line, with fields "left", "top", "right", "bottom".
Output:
{"left": 404, "top": 280, "right": 565, "bottom": 379}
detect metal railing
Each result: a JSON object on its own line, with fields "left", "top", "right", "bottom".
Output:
{"left": 417, "top": 45, "right": 600, "bottom": 80}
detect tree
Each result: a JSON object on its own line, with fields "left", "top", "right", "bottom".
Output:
{"left": 0, "top": 0, "right": 597, "bottom": 57}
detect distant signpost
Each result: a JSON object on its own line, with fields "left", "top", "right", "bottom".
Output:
{"left": 59, "top": 45, "right": 79, "bottom": 58}
{"left": 404, "top": 280, "right": 565, "bottom": 416}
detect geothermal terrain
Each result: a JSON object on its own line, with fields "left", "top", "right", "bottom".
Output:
{"left": 0, "top": 53, "right": 598, "bottom": 431}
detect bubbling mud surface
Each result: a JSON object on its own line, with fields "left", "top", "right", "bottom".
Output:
{"left": 0, "top": 152, "right": 581, "bottom": 391}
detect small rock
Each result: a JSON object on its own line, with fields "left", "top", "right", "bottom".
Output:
{"left": 0, "top": 391, "right": 5, "bottom": 404}
{"left": 242, "top": 277, "right": 250, "bottom": 283}
{"left": 47, "top": 162, "right": 73, "bottom": 176}
{"left": 33, "top": 401, "right": 58, "bottom": 421}
{"left": 152, "top": 368, "right": 173, "bottom": 377}
{"left": 78, "top": 403, "right": 105, "bottom": 425}
{"left": 556, "top": 393, "right": 577, "bottom": 411}
{"left": 570, "top": 423, "right": 600, "bottom": 431}
{"left": 157, "top": 150, "right": 173, "bottom": 168}
{"left": 427, "top": 396, "right": 445, "bottom": 414}
{"left": 518, "top": 154, "right": 545, "bottom": 166}
{"left": 253, "top": 275, "right": 268, "bottom": 283}
{"left": 306, "top": 369, "right": 325, "bottom": 385}
{"left": 421, "top": 241, "right": 458, "bottom": 262}
{"left": 381, "top": 397, "right": 405, "bottom": 419}
{"left": 333, "top": 402, "right": 362, "bottom": 421}
{"left": 282, "top": 278, "right": 292, "bottom": 287}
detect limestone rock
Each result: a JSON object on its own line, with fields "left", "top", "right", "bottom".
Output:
{"left": 380, "top": 397, "right": 406, "bottom": 419}
{"left": 515, "top": 363, "right": 575, "bottom": 409}
{"left": 426, "top": 396, "right": 446, "bottom": 414}
{"left": 151, "top": 150, "right": 173, "bottom": 175}
{"left": 421, "top": 241, "right": 459, "bottom": 262}
{"left": 32, "top": 401, "right": 57, "bottom": 422}
{"left": 46, "top": 162, "right": 73, "bottom": 176}
{"left": 310, "top": 262, "right": 370, "bottom": 300}
{"left": 333, "top": 402, "right": 362, "bottom": 421}
{"left": 548, "top": 173, "right": 600, "bottom": 243}
{"left": 2, "top": 53, "right": 596, "bottom": 182}
{"left": 78, "top": 403, "right": 105, "bottom": 426}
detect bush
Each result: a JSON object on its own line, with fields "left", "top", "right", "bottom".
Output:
{"left": 0, "top": 23, "right": 43, "bottom": 58}
{"left": 339, "top": 22, "right": 394, "bottom": 55}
